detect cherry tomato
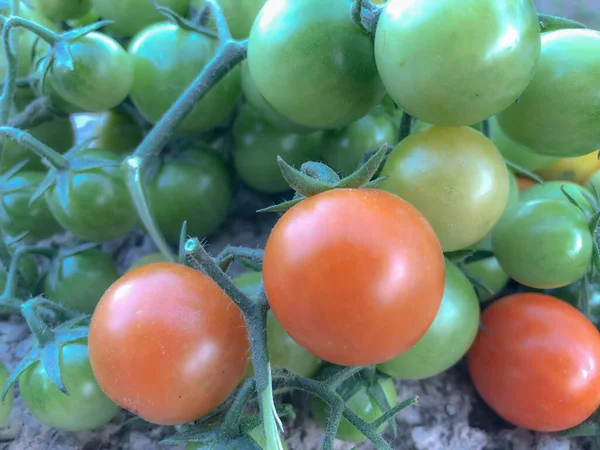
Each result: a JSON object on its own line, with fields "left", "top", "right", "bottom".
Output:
{"left": 129, "top": 22, "right": 241, "bottom": 134}
{"left": 89, "top": 263, "right": 249, "bottom": 425}
{"left": 322, "top": 112, "right": 397, "bottom": 176}
{"left": 128, "top": 252, "right": 169, "bottom": 271}
{"left": 45, "top": 148, "right": 138, "bottom": 242}
{"left": 490, "top": 117, "right": 558, "bottom": 171}
{"left": 311, "top": 374, "right": 397, "bottom": 443}
{"left": 498, "top": 29, "right": 600, "bottom": 157}
{"left": 0, "top": 171, "right": 63, "bottom": 242}
{"left": 0, "top": 361, "right": 13, "bottom": 427}
{"left": 232, "top": 105, "right": 322, "bottom": 194}
{"left": 191, "top": 0, "right": 266, "bottom": 40}
{"left": 90, "top": 110, "right": 143, "bottom": 154}
{"left": 375, "top": 0, "right": 540, "bottom": 126}
{"left": 515, "top": 175, "right": 537, "bottom": 191}
{"left": 378, "top": 260, "right": 480, "bottom": 380}
{"left": 48, "top": 32, "right": 133, "bottom": 112}
{"left": 247, "top": 0, "right": 385, "bottom": 129}
{"left": 492, "top": 198, "right": 592, "bottom": 289}
{"left": 93, "top": 0, "right": 190, "bottom": 37}
{"left": 43, "top": 249, "right": 119, "bottom": 314}
{"left": 29, "top": 0, "right": 92, "bottom": 21}
{"left": 520, "top": 181, "right": 594, "bottom": 216}
{"left": 0, "top": 252, "right": 39, "bottom": 296}
{"left": 468, "top": 293, "right": 600, "bottom": 432}
{"left": 536, "top": 151, "right": 600, "bottom": 185}
{"left": 381, "top": 126, "right": 509, "bottom": 251}
{"left": 263, "top": 188, "right": 445, "bottom": 366}
{"left": 20, "top": 341, "right": 120, "bottom": 431}
{"left": 464, "top": 257, "right": 509, "bottom": 303}
{"left": 147, "top": 148, "right": 232, "bottom": 244}
{"left": 586, "top": 170, "right": 600, "bottom": 194}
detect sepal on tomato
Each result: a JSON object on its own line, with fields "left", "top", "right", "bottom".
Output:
{"left": 538, "top": 14, "right": 586, "bottom": 33}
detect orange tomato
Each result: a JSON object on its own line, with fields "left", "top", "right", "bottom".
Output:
{"left": 515, "top": 175, "right": 536, "bottom": 191}
{"left": 535, "top": 150, "right": 600, "bottom": 185}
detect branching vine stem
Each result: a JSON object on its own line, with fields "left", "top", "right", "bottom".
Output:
{"left": 0, "top": 126, "right": 70, "bottom": 169}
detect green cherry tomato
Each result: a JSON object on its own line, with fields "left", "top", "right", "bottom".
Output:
{"left": 381, "top": 126, "right": 509, "bottom": 251}
{"left": 241, "top": 62, "right": 310, "bottom": 133}
{"left": 29, "top": 0, "right": 92, "bottom": 21}
{"left": 490, "top": 117, "right": 559, "bottom": 171}
{"left": 45, "top": 148, "right": 137, "bottom": 242}
{"left": 90, "top": 110, "right": 143, "bottom": 154}
{"left": 93, "top": 0, "right": 189, "bottom": 37}
{"left": 128, "top": 252, "right": 169, "bottom": 272}
{"left": 0, "top": 117, "right": 74, "bottom": 174}
{"left": 378, "top": 260, "right": 480, "bottom": 380}
{"left": 67, "top": 6, "right": 101, "bottom": 27}
{"left": 43, "top": 249, "right": 119, "bottom": 314}
{"left": 129, "top": 22, "right": 241, "bottom": 134}
{"left": 311, "top": 375, "right": 397, "bottom": 443}
{"left": 322, "top": 113, "right": 397, "bottom": 176}
{"left": 375, "top": 0, "right": 540, "bottom": 126}
{"left": 248, "top": 0, "right": 385, "bottom": 129}
{"left": 465, "top": 257, "right": 509, "bottom": 303}
{"left": 232, "top": 105, "right": 323, "bottom": 194}
{"left": 0, "top": 361, "right": 13, "bottom": 427}
{"left": 48, "top": 32, "right": 133, "bottom": 112}
{"left": 191, "top": 0, "right": 266, "bottom": 40}
{"left": 492, "top": 198, "right": 593, "bottom": 289}
{"left": 520, "top": 181, "right": 594, "bottom": 217}
{"left": 0, "top": 171, "right": 63, "bottom": 242}
{"left": 20, "top": 341, "right": 119, "bottom": 431}
{"left": 148, "top": 148, "right": 232, "bottom": 244}
{"left": 497, "top": 30, "right": 600, "bottom": 157}
{"left": 0, "top": 253, "right": 39, "bottom": 296}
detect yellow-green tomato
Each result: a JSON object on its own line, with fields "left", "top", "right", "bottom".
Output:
{"left": 378, "top": 260, "right": 480, "bottom": 380}
{"left": 465, "top": 257, "right": 509, "bottom": 303}
{"left": 497, "top": 29, "right": 600, "bottom": 157}
{"left": 381, "top": 126, "right": 509, "bottom": 251}
{"left": 0, "top": 361, "right": 13, "bottom": 427}
{"left": 375, "top": 0, "right": 541, "bottom": 126}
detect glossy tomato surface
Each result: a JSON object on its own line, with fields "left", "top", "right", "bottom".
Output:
{"left": 263, "top": 189, "right": 445, "bottom": 366}
{"left": 375, "top": 0, "right": 540, "bottom": 126}
{"left": 90, "top": 110, "right": 143, "bottom": 154}
{"left": 468, "top": 293, "right": 600, "bottom": 431}
{"left": 29, "top": 0, "right": 92, "bottom": 21}
{"left": 520, "top": 181, "right": 594, "bottom": 217}
{"left": 536, "top": 151, "right": 600, "bottom": 185}
{"left": 89, "top": 263, "right": 249, "bottom": 425}
{"left": 248, "top": 0, "right": 385, "bottom": 129}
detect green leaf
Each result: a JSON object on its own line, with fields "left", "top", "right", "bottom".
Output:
{"left": 53, "top": 41, "right": 75, "bottom": 71}
{"left": 278, "top": 156, "right": 333, "bottom": 197}
{"left": 538, "top": 14, "right": 586, "bottom": 33}
{"left": 178, "top": 220, "right": 188, "bottom": 265}
{"left": 560, "top": 185, "right": 589, "bottom": 217}
{"left": 505, "top": 159, "right": 544, "bottom": 185}
{"left": 337, "top": 144, "right": 390, "bottom": 189}
{"left": 464, "top": 271, "right": 496, "bottom": 297}
{"left": 151, "top": 0, "right": 218, "bottom": 39}
{"left": 1, "top": 347, "right": 40, "bottom": 403}
{"left": 40, "top": 342, "right": 67, "bottom": 394}
{"left": 445, "top": 250, "right": 474, "bottom": 264}
{"left": 69, "top": 157, "right": 120, "bottom": 172}
{"left": 301, "top": 161, "right": 340, "bottom": 184}
{"left": 363, "top": 176, "right": 388, "bottom": 189}
{"left": 60, "top": 20, "right": 114, "bottom": 42}
{"left": 55, "top": 173, "right": 72, "bottom": 217}
{"left": 257, "top": 197, "right": 304, "bottom": 214}
{"left": 29, "top": 169, "right": 57, "bottom": 206}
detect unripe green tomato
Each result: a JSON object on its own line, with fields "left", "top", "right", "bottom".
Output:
{"left": 90, "top": 110, "right": 143, "bottom": 154}
{"left": 247, "top": 0, "right": 385, "bottom": 129}
{"left": 520, "top": 181, "right": 594, "bottom": 217}
{"left": 128, "top": 252, "right": 170, "bottom": 272}
{"left": 0, "top": 253, "right": 39, "bottom": 296}
{"left": 43, "top": 249, "right": 119, "bottom": 314}
{"left": 492, "top": 198, "right": 593, "bottom": 289}
{"left": 490, "top": 117, "right": 558, "bottom": 171}
{"left": 375, "top": 0, "right": 540, "bottom": 126}
{"left": 67, "top": 7, "right": 100, "bottom": 27}
{"left": 311, "top": 376, "right": 397, "bottom": 443}
{"left": 29, "top": 0, "right": 92, "bottom": 21}
{"left": 497, "top": 29, "right": 600, "bottom": 157}
{"left": 0, "top": 361, "right": 13, "bottom": 427}
{"left": 378, "top": 260, "right": 480, "bottom": 380}
{"left": 381, "top": 126, "right": 509, "bottom": 251}
{"left": 322, "top": 113, "right": 397, "bottom": 176}
{"left": 232, "top": 105, "right": 323, "bottom": 194}
{"left": 191, "top": 0, "right": 267, "bottom": 40}
{"left": 465, "top": 257, "right": 509, "bottom": 303}
{"left": 586, "top": 170, "right": 600, "bottom": 194}
{"left": 20, "top": 342, "right": 120, "bottom": 431}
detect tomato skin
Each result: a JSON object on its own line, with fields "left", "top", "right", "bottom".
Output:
{"left": 536, "top": 151, "right": 600, "bottom": 185}
{"left": 93, "top": 0, "right": 189, "bottom": 37}
{"left": 498, "top": 30, "right": 600, "bottom": 157}
{"left": 381, "top": 126, "right": 509, "bottom": 251}
{"left": 520, "top": 181, "right": 594, "bottom": 217}
{"left": 464, "top": 257, "right": 509, "bottom": 303}
{"left": 129, "top": 23, "right": 241, "bottom": 134}
{"left": 311, "top": 376, "right": 397, "bottom": 443}
{"left": 147, "top": 148, "right": 232, "bottom": 244}
{"left": 20, "top": 341, "right": 120, "bottom": 431}
{"left": 48, "top": 33, "right": 133, "bottom": 112}
{"left": 232, "top": 105, "right": 323, "bottom": 194}
{"left": 43, "top": 249, "right": 119, "bottom": 314}
{"left": 263, "top": 188, "right": 445, "bottom": 366}
{"left": 586, "top": 170, "right": 600, "bottom": 194}
{"left": 490, "top": 117, "right": 558, "bottom": 171}
{"left": 89, "top": 263, "right": 249, "bottom": 425}
{"left": 90, "top": 110, "right": 143, "bottom": 154}
{"left": 492, "top": 199, "right": 592, "bottom": 289}
{"left": 248, "top": 0, "right": 385, "bottom": 129}
{"left": 468, "top": 293, "right": 600, "bottom": 432}
{"left": 322, "top": 113, "right": 397, "bottom": 176}
{"left": 45, "top": 148, "right": 138, "bottom": 242}
{"left": 378, "top": 260, "right": 479, "bottom": 380}
{"left": 29, "top": 0, "right": 92, "bottom": 21}
{"left": 0, "top": 361, "right": 13, "bottom": 427}
{"left": 375, "top": 0, "right": 540, "bottom": 126}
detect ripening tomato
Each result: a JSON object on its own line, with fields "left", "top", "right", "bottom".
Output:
{"left": 468, "top": 293, "right": 600, "bottom": 432}
{"left": 263, "top": 189, "right": 445, "bottom": 366}
{"left": 497, "top": 29, "right": 600, "bottom": 157}
{"left": 536, "top": 151, "right": 600, "bottom": 185}
{"left": 515, "top": 175, "right": 536, "bottom": 191}
{"left": 89, "top": 263, "right": 249, "bottom": 425}
{"left": 375, "top": 0, "right": 540, "bottom": 126}
{"left": 520, "top": 181, "right": 594, "bottom": 217}
{"left": 381, "top": 126, "right": 509, "bottom": 251}
{"left": 29, "top": 0, "right": 92, "bottom": 21}
{"left": 247, "top": 0, "right": 385, "bottom": 129}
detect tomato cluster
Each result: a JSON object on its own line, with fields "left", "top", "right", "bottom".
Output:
{"left": 1, "top": 0, "right": 600, "bottom": 448}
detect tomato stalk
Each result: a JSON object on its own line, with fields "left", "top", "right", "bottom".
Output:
{"left": 0, "top": 0, "right": 21, "bottom": 126}
{"left": 8, "top": 97, "right": 56, "bottom": 129}
{"left": 0, "top": 126, "right": 70, "bottom": 169}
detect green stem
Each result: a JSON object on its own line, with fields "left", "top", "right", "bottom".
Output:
{"left": 322, "top": 402, "right": 343, "bottom": 450}
{"left": 3, "top": 16, "right": 60, "bottom": 45}
{"left": 0, "top": 246, "right": 53, "bottom": 300}
{"left": 0, "top": 127, "right": 69, "bottom": 169}
{"left": 220, "top": 378, "right": 256, "bottom": 437}
{"left": 0, "top": 0, "right": 20, "bottom": 126}
{"left": 8, "top": 97, "right": 56, "bottom": 129}
{"left": 398, "top": 111, "right": 413, "bottom": 143}
{"left": 21, "top": 299, "right": 55, "bottom": 347}
{"left": 207, "top": 0, "right": 232, "bottom": 42}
